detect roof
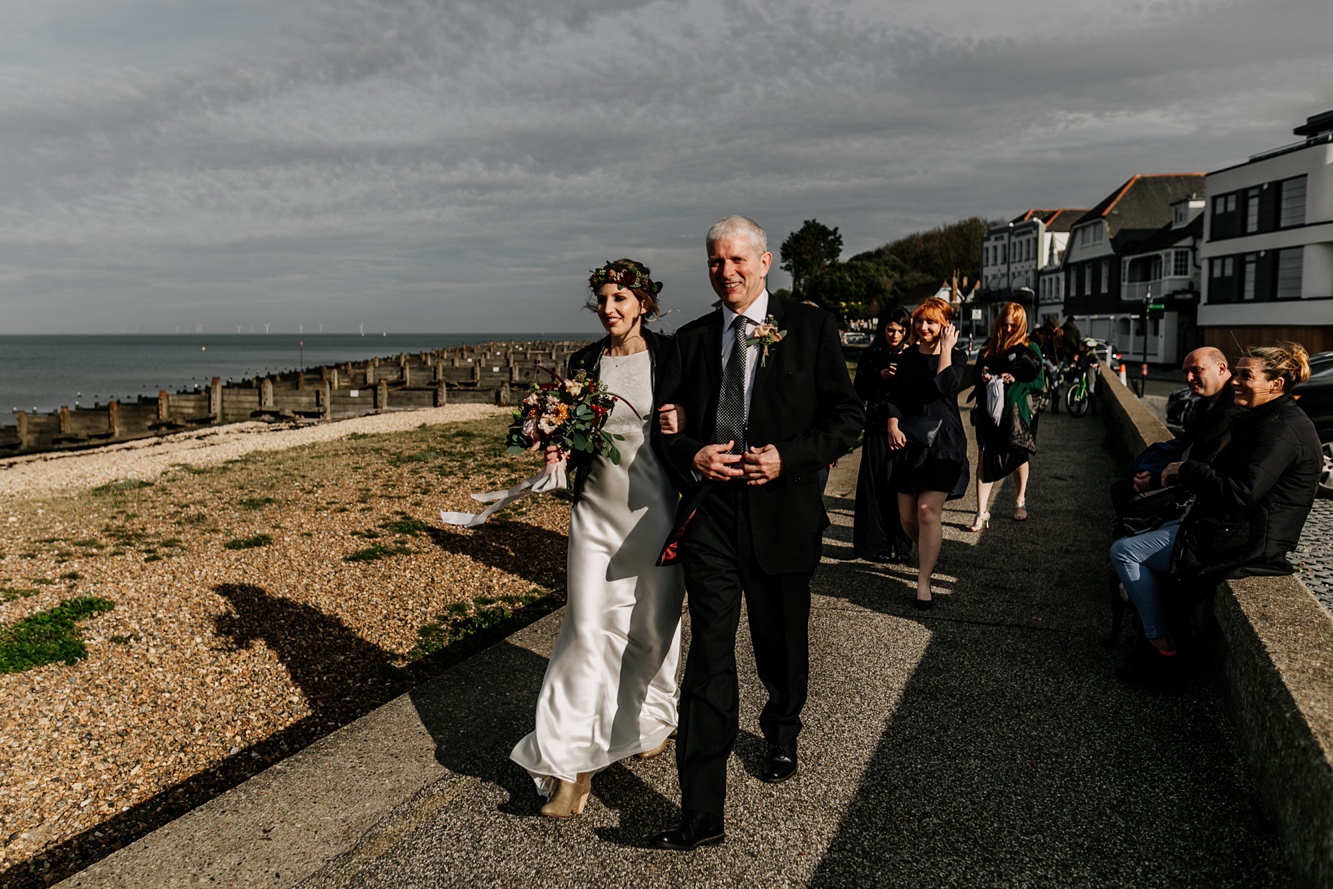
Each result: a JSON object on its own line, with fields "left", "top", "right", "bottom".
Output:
{"left": 991, "top": 208, "right": 1090, "bottom": 234}
{"left": 1293, "top": 109, "right": 1333, "bottom": 138}
{"left": 1073, "top": 174, "right": 1206, "bottom": 244}
{"left": 1120, "top": 214, "right": 1204, "bottom": 255}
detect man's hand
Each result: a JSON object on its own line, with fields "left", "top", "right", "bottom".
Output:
{"left": 741, "top": 444, "right": 783, "bottom": 486}
{"left": 1131, "top": 471, "right": 1154, "bottom": 493}
{"left": 658, "top": 403, "right": 683, "bottom": 435}
{"left": 693, "top": 443, "right": 744, "bottom": 481}
{"left": 1161, "top": 461, "right": 1183, "bottom": 486}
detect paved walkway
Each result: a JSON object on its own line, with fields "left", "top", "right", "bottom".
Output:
{"left": 62, "top": 406, "right": 1293, "bottom": 887}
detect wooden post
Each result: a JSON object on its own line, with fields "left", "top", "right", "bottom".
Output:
{"left": 329, "top": 367, "right": 339, "bottom": 390}
{"left": 15, "top": 411, "right": 28, "bottom": 450}
{"left": 496, "top": 383, "right": 511, "bottom": 406}
{"left": 321, "top": 381, "right": 332, "bottom": 418}
{"left": 376, "top": 379, "right": 389, "bottom": 409}
{"left": 297, "top": 372, "right": 305, "bottom": 391}
{"left": 108, "top": 401, "right": 120, "bottom": 438}
{"left": 209, "top": 378, "right": 222, "bottom": 422}
{"left": 261, "top": 378, "right": 274, "bottom": 410}
{"left": 434, "top": 381, "right": 447, "bottom": 406}
{"left": 472, "top": 362, "right": 481, "bottom": 383}
{"left": 157, "top": 391, "right": 169, "bottom": 422}
{"left": 59, "top": 406, "right": 71, "bottom": 436}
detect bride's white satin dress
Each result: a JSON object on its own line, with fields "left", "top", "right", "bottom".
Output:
{"left": 510, "top": 350, "right": 685, "bottom": 793}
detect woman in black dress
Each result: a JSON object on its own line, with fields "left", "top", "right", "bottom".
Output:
{"left": 884, "top": 296, "right": 969, "bottom": 609}
{"left": 852, "top": 308, "right": 913, "bottom": 563}
{"left": 968, "top": 302, "right": 1043, "bottom": 530}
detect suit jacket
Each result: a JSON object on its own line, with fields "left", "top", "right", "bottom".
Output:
{"left": 659, "top": 297, "right": 864, "bottom": 574}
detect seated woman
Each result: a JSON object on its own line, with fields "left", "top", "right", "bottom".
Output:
{"left": 1109, "top": 342, "right": 1321, "bottom": 681}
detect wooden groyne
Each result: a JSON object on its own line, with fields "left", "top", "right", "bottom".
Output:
{"left": 0, "top": 340, "right": 588, "bottom": 457}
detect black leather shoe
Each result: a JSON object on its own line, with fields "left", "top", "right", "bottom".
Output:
{"left": 762, "top": 742, "right": 798, "bottom": 783}
{"left": 651, "top": 810, "right": 725, "bottom": 851}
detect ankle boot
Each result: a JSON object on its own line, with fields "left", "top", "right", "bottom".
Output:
{"left": 539, "top": 772, "right": 591, "bottom": 818}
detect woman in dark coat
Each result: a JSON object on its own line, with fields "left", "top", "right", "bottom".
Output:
{"left": 884, "top": 297, "right": 969, "bottom": 609}
{"left": 852, "top": 307, "right": 913, "bottom": 563}
{"left": 1109, "top": 341, "right": 1320, "bottom": 680}
{"left": 967, "top": 301, "right": 1043, "bottom": 529}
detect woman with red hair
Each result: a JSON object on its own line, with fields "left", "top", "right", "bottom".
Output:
{"left": 881, "top": 297, "right": 970, "bottom": 609}
{"left": 968, "top": 302, "right": 1044, "bottom": 530}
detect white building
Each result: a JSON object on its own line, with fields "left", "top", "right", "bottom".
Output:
{"left": 1199, "top": 109, "right": 1333, "bottom": 355}
{"left": 980, "top": 209, "right": 1085, "bottom": 329}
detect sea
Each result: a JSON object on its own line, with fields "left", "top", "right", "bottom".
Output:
{"left": 0, "top": 333, "right": 592, "bottom": 420}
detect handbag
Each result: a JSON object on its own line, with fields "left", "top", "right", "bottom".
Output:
{"left": 899, "top": 415, "right": 942, "bottom": 448}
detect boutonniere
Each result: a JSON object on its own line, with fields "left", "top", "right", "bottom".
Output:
{"left": 746, "top": 315, "right": 787, "bottom": 367}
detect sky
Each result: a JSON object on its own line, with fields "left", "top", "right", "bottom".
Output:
{"left": 1, "top": 0, "right": 1330, "bottom": 335}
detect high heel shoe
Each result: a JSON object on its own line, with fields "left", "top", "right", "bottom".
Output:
{"left": 1014, "top": 502, "right": 1028, "bottom": 522}
{"left": 967, "top": 511, "right": 990, "bottom": 532}
{"left": 637, "top": 737, "right": 670, "bottom": 760}
{"left": 913, "top": 594, "right": 934, "bottom": 611}
{"left": 539, "top": 772, "right": 591, "bottom": 818}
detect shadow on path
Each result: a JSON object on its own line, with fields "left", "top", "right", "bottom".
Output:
{"left": 807, "top": 405, "right": 1289, "bottom": 886}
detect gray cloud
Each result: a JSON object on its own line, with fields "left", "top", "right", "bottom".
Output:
{"left": 1, "top": 0, "right": 1330, "bottom": 333}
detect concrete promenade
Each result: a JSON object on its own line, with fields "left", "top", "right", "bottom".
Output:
{"left": 60, "top": 407, "right": 1293, "bottom": 887}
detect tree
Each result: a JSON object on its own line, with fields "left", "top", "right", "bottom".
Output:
{"left": 780, "top": 219, "right": 843, "bottom": 298}
{"left": 850, "top": 217, "right": 989, "bottom": 296}
{"left": 804, "top": 260, "right": 895, "bottom": 319}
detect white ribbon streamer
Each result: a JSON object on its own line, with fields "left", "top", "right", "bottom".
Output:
{"left": 439, "top": 461, "right": 567, "bottom": 528}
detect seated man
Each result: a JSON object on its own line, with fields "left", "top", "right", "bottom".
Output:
{"left": 1109, "top": 345, "right": 1237, "bottom": 532}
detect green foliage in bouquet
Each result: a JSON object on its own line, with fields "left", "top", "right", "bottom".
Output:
{"left": 505, "top": 369, "right": 627, "bottom": 465}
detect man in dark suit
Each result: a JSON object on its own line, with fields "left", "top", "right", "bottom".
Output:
{"left": 1110, "top": 346, "right": 1236, "bottom": 517}
{"left": 650, "top": 216, "right": 863, "bottom": 850}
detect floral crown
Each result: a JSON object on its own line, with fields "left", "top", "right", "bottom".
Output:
{"left": 589, "top": 263, "right": 663, "bottom": 295}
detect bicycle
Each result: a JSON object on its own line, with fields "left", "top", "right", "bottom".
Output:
{"left": 1035, "top": 359, "right": 1059, "bottom": 414}
{"left": 1064, "top": 366, "right": 1092, "bottom": 418}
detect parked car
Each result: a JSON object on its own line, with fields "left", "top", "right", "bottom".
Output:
{"left": 1090, "top": 338, "right": 1121, "bottom": 373}
{"left": 842, "top": 331, "right": 872, "bottom": 346}
{"left": 1292, "top": 358, "right": 1333, "bottom": 497}
{"left": 1166, "top": 385, "right": 1197, "bottom": 429}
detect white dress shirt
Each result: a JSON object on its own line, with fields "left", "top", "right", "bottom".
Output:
{"left": 720, "top": 290, "right": 769, "bottom": 420}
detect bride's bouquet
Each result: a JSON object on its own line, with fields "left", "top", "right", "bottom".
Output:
{"left": 441, "top": 367, "right": 631, "bottom": 528}
{"left": 506, "top": 369, "right": 624, "bottom": 465}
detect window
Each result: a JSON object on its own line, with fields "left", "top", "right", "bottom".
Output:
{"left": 1277, "top": 249, "right": 1303, "bottom": 299}
{"left": 1093, "top": 225, "right": 1103, "bottom": 243}
{"left": 1173, "top": 250, "right": 1190, "bottom": 277}
{"left": 1002, "top": 244, "right": 1008, "bottom": 263}
{"left": 1242, "top": 255, "right": 1257, "bottom": 301}
{"left": 1213, "top": 196, "right": 1226, "bottom": 215}
{"left": 1101, "top": 259, "right": 1110, "bottom": 293}
{"left": 1279, "top": 176, "right": 1306, "bottom": 228}
{"left": 1080, "top": 227, "right": 1089, "bottom": 246}
{"left": 1245, "top": 188, "right": 1259, "bottom": 234}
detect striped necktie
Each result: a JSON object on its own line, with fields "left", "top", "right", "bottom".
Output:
{"left": 715, "top": 315, "right": 748, "bottom": 455}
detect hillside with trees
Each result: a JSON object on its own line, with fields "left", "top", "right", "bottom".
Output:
{"left": 778, "top": 216, "right": 992, "bottom": 319}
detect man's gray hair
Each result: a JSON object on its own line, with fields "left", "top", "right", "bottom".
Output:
{"left": 706, "top": 215, "right": 768, "bottom": 256}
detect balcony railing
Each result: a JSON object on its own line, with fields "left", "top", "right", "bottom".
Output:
{"left": 1122, "top": 276, "right": 1197, "bottom": 302}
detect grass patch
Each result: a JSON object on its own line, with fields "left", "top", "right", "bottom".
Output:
{"left": 1, "top": 587, "right": 39, "bottom": 603}
{"left": 0, "top": 596, "right": 115, "bottom": 674}
{"left": 388, "top": 448, "right": 443, "bottom": 466}
{"left": 110, "top": 633, "right": 141, "bottom": 644}
{"left": 92, "top": 479, "right": 154, "bottom": 495}
{"left": 410, "top": 591, "right": 545, "bottom": 660}
{"left": 238, "top": 496, "right": 278, "bottom": 510}
{"left": 73, "top": 539, "right": 103, "bottom": 549}
{"left": 223, "top": 534, "right": 274, "bottom": 551}
{"left": 344, "top": 543, "right": 414, "bottom": 563}
{"left": 59, "top": 572, "right": 81, "bottom": 582}
{"left": 381, "top": 516, "right": 430, "bottom": 536}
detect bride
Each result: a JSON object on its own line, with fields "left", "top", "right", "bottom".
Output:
{"left": 510, "top": 259, "right": 685, "bottom": 818}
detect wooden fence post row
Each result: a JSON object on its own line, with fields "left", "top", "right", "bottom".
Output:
{"left": 0, "top": 340, "right": 587, "bottom": 456}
